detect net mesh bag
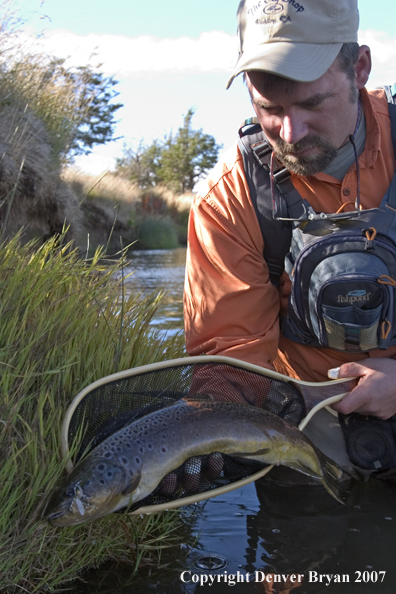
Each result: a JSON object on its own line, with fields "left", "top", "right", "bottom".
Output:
{"left": 66, "top": 361, "right": 306, "bottom": 511}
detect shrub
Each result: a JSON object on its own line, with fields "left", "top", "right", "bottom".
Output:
{"left": 138, "top": 215, "right": 179, "bottom": 250}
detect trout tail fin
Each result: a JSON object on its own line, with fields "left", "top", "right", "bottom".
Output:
{"left": 315, "top": 448, "right": 346, "bottom": 504}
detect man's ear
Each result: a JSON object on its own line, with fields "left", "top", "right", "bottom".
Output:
{"left": 355, "top": 45, "right": 371, "bottom": 90}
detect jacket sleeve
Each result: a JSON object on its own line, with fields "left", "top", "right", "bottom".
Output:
{"left": 183, "top": 146, "right": 282, "bottom": 369}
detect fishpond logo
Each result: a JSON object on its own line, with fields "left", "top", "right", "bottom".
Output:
{"left": 337, "top": 290, "right": 372, "bottom": 304}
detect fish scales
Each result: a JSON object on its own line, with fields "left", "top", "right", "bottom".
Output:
{"left": 46, "top": 396, "right": 344, "bottom": 526}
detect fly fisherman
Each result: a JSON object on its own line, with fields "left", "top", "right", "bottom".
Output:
{"left": 184, "top": 0, "right": 396, "bottom": 479}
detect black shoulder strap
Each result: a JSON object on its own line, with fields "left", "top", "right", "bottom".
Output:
{"left": 388, "top": 101, "right": 396, "bottom": 158}
{"left": 381, "top": 101, "right": 396, "bottom": 209}
{"left": 238, "top": 120, "right": 292, "bottom": 286}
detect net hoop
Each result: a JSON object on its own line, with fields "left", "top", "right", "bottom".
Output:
{"left": 60, "top": 355, "right": 353, "bottom": 514}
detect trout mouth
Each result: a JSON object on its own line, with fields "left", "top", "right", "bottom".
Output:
{"left": 46, "top": 488, "right": 123, "bottom": 527}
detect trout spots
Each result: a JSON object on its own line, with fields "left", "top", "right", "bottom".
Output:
{"left": 121, "top": 456, "right": 128, "bottom": 465}
{"left": 104, "top": 451, "right": 112, "bottom": 458}
{"left": 135, "top": 456, "right": 141, "bottom": 465}
{"left": 161, "top": 446, "right": 167, "bottom": 453}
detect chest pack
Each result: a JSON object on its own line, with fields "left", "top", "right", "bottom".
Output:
{"left": 238, "top": 87, "right": 396, "bottom": 353}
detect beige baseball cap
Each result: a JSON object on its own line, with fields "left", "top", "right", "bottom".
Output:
{"left": 226, "top": 0, "right": 359, "bottom": 88}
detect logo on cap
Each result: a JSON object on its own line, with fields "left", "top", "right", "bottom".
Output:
{"left": 264, "top": 1, "right": 283, "bottom": 15}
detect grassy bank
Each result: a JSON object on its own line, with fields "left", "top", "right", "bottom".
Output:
{"left": 64, "top": 169, "right": 193, "bottom": 254}
{"left": 0, "top": 234, "right": 186, "bottom": 593}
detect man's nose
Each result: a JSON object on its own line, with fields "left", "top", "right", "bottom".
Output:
{"left": 280, "top": 114, "right": 308, "bottom": 145}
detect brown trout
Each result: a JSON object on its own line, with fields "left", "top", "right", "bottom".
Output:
{"left": 46, "top": 396, "right": 344, "bottom": 526}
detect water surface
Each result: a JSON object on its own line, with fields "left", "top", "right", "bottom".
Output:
{"left": 122, "top": 248, "right": 186, "bottom": 336}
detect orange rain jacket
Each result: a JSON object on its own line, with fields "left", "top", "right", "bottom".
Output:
{"left": 184, "top": 88, "right": 396, "bottom": 382}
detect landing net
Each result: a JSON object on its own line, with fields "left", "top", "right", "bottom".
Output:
{"left": 64, "top": 357, "right": 306, "bottom": 512}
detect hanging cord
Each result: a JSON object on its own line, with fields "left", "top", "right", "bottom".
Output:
{"left": 270, "top": 152, "right": 277, "bottom": 218}
{"left": 348, "top": 99, "right": 362, "bottom": 213}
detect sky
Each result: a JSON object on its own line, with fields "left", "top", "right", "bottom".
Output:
{"left": 9, "top": 0, "right": 396, "bottom": 175}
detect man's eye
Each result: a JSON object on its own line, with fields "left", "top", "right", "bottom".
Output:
{"left": 301, "top": 100, "right": 325, "bottom": 111}
{"left": 261, "top": 106, "right": 281, "bottom": 115}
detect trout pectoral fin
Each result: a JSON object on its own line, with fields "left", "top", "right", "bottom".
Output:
{"left": 232, "top": 448, "right": 271, "bottom": 457}
{"left": 121, "top": 469, "right": 141, "bottom": 495}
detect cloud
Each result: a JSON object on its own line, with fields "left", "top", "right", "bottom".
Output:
{"left": 359, "top": 30, "right": 396, "bottom": 86}
{"left": 24, "top": 26, "right": 396, "bottom": 86}
{"left": 28, "top": 28, "right": 238, "bottom": 76}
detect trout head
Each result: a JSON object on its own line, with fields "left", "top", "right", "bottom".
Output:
{"left": 46, "top": 457, "right": 141, "bottom": 527}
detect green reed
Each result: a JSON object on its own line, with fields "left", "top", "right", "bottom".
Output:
{"left": 0, "top": 234, "right": 186, "bottom": 593}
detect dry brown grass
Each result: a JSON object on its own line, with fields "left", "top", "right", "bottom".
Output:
{"left": 0, "top": 103, "right": 82, "bottom": 243}
{"left": 63, "top": 168, "right": 193, "bottom": 211}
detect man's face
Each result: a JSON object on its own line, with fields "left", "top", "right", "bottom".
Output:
{"left": 246, "top": 61, "right": 359, "bottom": 176}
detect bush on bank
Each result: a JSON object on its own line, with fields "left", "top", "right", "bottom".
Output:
{"left": 0, "top": 234, "right": 186, "bottom": 593}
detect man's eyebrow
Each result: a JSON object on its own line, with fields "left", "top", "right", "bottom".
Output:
{"left": 296, "top": 91, "right": 334, "bottom": 108}
{"left": 252, "top": 91, "right": 334, "bottom": 109}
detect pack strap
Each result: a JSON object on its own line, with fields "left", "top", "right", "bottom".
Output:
{"left": 382, "top": 102, "right": 396, "bottom": 210}
{"left": 388, "top": 102, "right": 396, "bottom": 163}
{"left": 238, "top": 120, "right": 292, "bottom": 285}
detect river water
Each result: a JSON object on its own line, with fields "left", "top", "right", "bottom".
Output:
{"left": 122, "top": 247, "right": 186, "bottom": 337}
{"left": 79, "top": 248, "right": 396, "bottom": 594}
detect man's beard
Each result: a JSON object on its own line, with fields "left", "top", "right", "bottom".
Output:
{"left": 273, "top": 135, "right": 338, "bottom": 176}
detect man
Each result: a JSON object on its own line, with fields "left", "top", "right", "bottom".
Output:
{"left": 184, "top": 0, "right": 396, "bottom": 437}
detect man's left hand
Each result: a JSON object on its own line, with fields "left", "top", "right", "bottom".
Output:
{"left": 330, "top": 358, "right": 396, "bottom": 419}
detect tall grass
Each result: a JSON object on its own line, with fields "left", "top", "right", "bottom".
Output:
{"left": 0, "top": 234, "right": 186, "bottom": 593}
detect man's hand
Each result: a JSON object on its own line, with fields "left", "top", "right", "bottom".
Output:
{"left": 330, "top": 358, "right": 396, "bottom": 419}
